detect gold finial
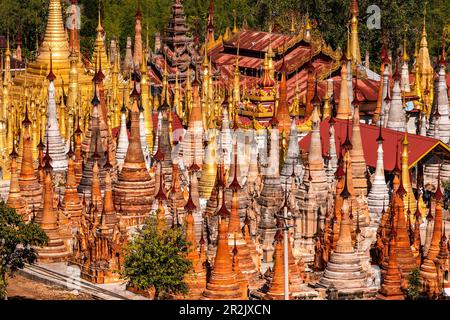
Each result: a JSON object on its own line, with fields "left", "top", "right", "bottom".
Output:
{"left": 403, "top": 30, "right": 409, "bottom": 62}
{"left": 233, "top": 10, "right": 237, "bottom": 33}
{"left": 346, "top": 25, "right": 351, "bottom": 60}
{"left": 97, "top": 0, "right": 103, "bottom": 32}
{"left": 403, "top": 127, "right": 408, "bottom": 145}
{"left": 422, "top": 2, "right": 427, "bottom": 36}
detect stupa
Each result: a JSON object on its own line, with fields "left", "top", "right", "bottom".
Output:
{"left": 36, "top": 149, "right": 69, "bottom": 263}
{"left": 115, "top": 101, "right": 129, "bottom": 168}
{"left": 18, "top": 107, "right": 42, "bottom": 213}
{"left": 367, "top": 122, "right": 389, "bottom": 225}
{"left": 200, "top": 191, "right": 242, "bottom": 300}
{"left": 113, "top": 84, "right": 155, "bottom": 226}
{"left": 386, "top": 65, "right": 406, "bottom": 132}
{"left": 62, "top": 144, "right": 82, "bottom": 226}
{"left": 257, "top": 125, "right": 283, "bottom": 263}
{"left": 317, "top": 165, "right": 371, "bottom": 297}
{"left": 296, "top": 103, "right": 328, "bottom": 262}
{"left": 43, "top": 53, "right": 68, "bottom": 175}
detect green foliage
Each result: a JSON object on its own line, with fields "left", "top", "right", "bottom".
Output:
{"left": 0, "top": 0, "right": 448, "bottom": 68}
{"left": 120, "top": 216, "right": 191, "bottom": 300}
{"left": 0, "top": 201, "right": 48, "bottom": 300}
{"left": 406, "top": 267, "right": 421, "bottom": 300}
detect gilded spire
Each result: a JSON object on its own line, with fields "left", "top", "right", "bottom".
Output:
{"left": 349, "top": 0, "right": 361, "bottom": 66}
{"left": 34, "top": 0, "right": 71, "bottom": 69}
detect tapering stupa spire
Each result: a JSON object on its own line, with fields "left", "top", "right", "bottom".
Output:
{"left": 62, "top": 144, "right": 82, "bottom": 225}
{"left": 37, "top": 143, "right": 69, "bottom": 263}
{"left": 349, "top": 0, "right": 361, "bottom": 66}
{"left": 350, "top": 96, "right": 367, "bottom": 196}
{"left": 401, "top": 131, "right": 416, "bottom": 214}
{"left": 416, "top": 5, "right": 433, "bottom": 98}
{"left": 336, "top": 61, "right": 350, "bottom": 120}
{"left": 33, "top": 0, "right": 71, "bottom": 71}
{"left": 133, "top": 0, "right": 143, "bottom": 69}
{"left": 276, "top": 57, "right": 292, "bottom": 135}
{"left": 113, "top": 85, "right": 155, "bottom": 224}
{"left": 401, "top": 32, "right": 411, "bottom": 93}
{"left": 116, "top": 96, "right": 129, "bottom": 167}
{"left": 420, "top": 173, "right": 444, "bottom": 296}
{"left": 367, "top": 120, "right": 389, "bottom": 225}
{"left": 201, "top": 191, "right": 242, "bottom": 300}
{"left": 19, "top": 106, "right": 42, "bottom": 213}
{"left": 386, "top": 63, "right": 406, "bottom": 132}
{"left": 7, "top": 143, "right": 26, "bottom": 215}
{"left": 44, "top": 50, "right": 68, "bottom": 173}
{"left": 91, "top": 3, "right": 110, "bottom": 75}
{"left": 318, "top": 163, "right": 368, "bottom": 292}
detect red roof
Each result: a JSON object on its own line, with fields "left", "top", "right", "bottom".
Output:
{"left": 299, "top": 118, "right": 450, "bottom": 171}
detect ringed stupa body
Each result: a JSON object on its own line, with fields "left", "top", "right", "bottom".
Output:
{"left": 11, "top": 0, "right": 91, "bottom": 91}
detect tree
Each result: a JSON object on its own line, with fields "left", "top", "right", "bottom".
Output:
{"left": 0, "top": 202, "right": 48, "bottom": 300}
{"left": 406, "top": 267, "right": 421, "bottom": 300}
{"left": 120, "top": 215, "right": 192, "bottom": 300}
{"left": 0, "top": 0, "right": 448, "bottom": 68}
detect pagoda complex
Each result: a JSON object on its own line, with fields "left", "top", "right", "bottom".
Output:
{"left": 0, "top": 0, "right": 449, "bottom": 302}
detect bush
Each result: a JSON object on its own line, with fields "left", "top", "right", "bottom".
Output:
{"left": 120, "top": 216, "right": 192, "bottom": 299}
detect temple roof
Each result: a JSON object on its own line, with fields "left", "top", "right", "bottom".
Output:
{"left": 299, "top": 118, "right": 450, "bottom": 171}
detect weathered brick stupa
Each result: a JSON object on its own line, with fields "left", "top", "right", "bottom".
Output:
{"left": 257, "top": 124, "right": 283, "bottom": 263}
{"left": 155, "top": 97, "right": 174, "bottom": 189}
{"left": 420, "top": 176, "right": 445, "bottom": 298}
{"left": 317, "top": 164, "right": 372, "bottom": 298}
{"left": 36, "top": 148, "right": 69, "bottom": 263}
{"left": 296, "top": 102, "right": 328, "bottom": 262}
{"left": 102, "top": 157, "right": 118, "bottom": 233}
{"left": 178, "top": 187, "right": 206, "bottom": 299}
{"left": 201, "top": 189, "right": 242, "bottom": 300}
{"left": 18, "top": 107, "right": 42, "bottom": 214}
{"left": 376, "top": 231, "right": 405, "bottom": 300}
{"left": 280, "top": 118, "right": 303, "bottom": 188}
{"left": 62, "top": 144, "right": 83, "bottom": 227}
{"left": 113, "top": 83, "right": 155, "bottom": 226}
{"left": 77, "top": 83, "right": 107, "bottom": 197}
{"left": 227, "top": 149, "right": 259, "bottom": 289}
{"left": 6, "top": 143, "right": 26, "bottom": 216}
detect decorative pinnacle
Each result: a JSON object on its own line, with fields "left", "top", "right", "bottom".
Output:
{"left": 155, "top": 165, "right": 167, "bottom": 202}
{"left": 340, "top": 161, "right": 351, "bottom": 199}
{"left": 22, "top": 104, "right": 32, "bottom": 127}
{"left": 184, "top": 175, "right": 197, "bottom": 212}
{"left": 376, "top": 115, "right": 384, "bottom": 143}
{"left": 43, "top": 131, "right": 53, "bottom": 172}
{"left": 216, "top": 187, "right": 230, "bottom": 218}
{"left": 47, "top": 49, "right": 56, "bottom": 82}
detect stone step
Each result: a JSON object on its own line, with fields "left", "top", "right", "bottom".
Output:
{"left": 18, "top": 263, "right": 146, "bottom": 300}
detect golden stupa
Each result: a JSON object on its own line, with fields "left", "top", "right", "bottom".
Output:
{"left": 12, "top": 0, "right": 92, "bottom": 90}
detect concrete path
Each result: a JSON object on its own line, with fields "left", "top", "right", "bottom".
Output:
{"left": 18, "top": 262, "right": 147, "bottom": 300}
